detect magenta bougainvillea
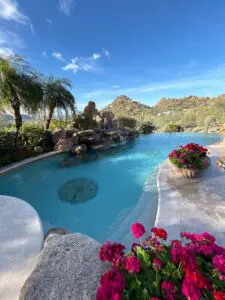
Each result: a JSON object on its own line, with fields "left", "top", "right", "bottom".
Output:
{"left": 97, "top": 223, "right": 225, "bottom": 299}
{"left": 168, "top": 143, "right": 210, "bottom": 170}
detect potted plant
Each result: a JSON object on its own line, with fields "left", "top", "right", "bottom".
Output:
{"left": 97, "top": 223, "right": 225, "bottom": 299}
{"left": 168, "top": 143, "right": 210, "bottom": 178}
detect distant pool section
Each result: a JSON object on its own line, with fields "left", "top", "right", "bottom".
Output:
{"left": 0, "top": 133, "right": 222, "bottom": 245}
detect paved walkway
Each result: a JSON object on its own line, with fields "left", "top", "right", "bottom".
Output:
{"left": 156, "top": 142, "right": 225, "bottom": 246}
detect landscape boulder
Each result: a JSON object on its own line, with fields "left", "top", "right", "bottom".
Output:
{"left": 19, "top": 233, "right": 109, "bottom": 300}
{"left": 52, "top": 129, "right": 66, "bottom": 144}
{"left": 65, "top": 128, "right": 79, "bottom": 139}
{"left": 54, "top": 139, "right": 73, "bottom": 152}
{"left": 34, "top": 146, "right": 44, "bottom": 153}
{"left": 77, "top": 130, "right": 94, "bottom": 137}
{"left": 71, "top": 144, "right": 87, "bottom": 155}
{"left": 72, "top": 133, "right": 79, "bottom": 145}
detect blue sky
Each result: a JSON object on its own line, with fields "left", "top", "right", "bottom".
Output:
{"left": 1, "top": 0, "right": 225, "bottom": 110}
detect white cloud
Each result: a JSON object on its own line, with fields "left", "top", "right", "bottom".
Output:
{"left": 42, "top": 51, "right": 47, "bottom": 58}
{"left": 0, "top": 47, "right": 14, "bottom": 57}
{"left": 83, "top": 64, "right": 225, "bottom": 100}
{"left": 102, "top": 48, "right": 111, "bottom": 58}
{"left": 30, "top": 24, "right": 34, "bottom": 34}
{"left": 0, "top": 28, "right": 25, "bottom": 49}
{"left": 0, "top": 0, "right": 30, "bottom": 24}
{"left": 58, "top": 0, "right": 75, "bottom": 16}
{"left": 46, "top": 18, "right": 52, "bottom": 25}
{"left": 52, "top": 51, "right": 65, "bottom": 61}
{"left": 93, "top": 53, "right": 101, "bottom": 60}
{"left": 63, "top": 49, "right": 111, "bottom": 74}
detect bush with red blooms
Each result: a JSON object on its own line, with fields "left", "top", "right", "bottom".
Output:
{"left": 97, "top": 223, "right": 225, "bottom": 300}
{"left": 168, "top": 143, "right": 210, "bottom": 170}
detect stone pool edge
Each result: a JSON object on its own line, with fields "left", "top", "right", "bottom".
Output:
{"left": 0, "top": 151, "right": 61, "bottom": 175}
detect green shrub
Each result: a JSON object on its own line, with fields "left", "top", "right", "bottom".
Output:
{"left": 49, "top": 119, "right": 70, "bottom": 131}
{"left": 139, "top": 121, "right": 155, "bottom": 134}
{"left": 73, "top": 114, "right": 97, "bottom": 130}
{"left": 117, "top": 117, "right": 137, "bottom": 129}
{"left": 164, "top": 123, "right": 183, "bottom": 132}
{"left": 21, "top": 122, "right": 45, "bottom": 149}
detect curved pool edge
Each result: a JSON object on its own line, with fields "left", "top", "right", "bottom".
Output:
{"left": 0, "top": 151, "right": 61, "bottom": 176}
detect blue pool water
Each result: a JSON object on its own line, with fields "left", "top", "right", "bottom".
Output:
{"left": 0, "top": 133, "right": 222, "bottom": 243}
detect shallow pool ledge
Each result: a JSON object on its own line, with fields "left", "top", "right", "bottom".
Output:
{"left": 156, "top": 147, "right": 225, "bottom": 245}
{"left": 0, "top": 151, "right": 60, "bottom": 175}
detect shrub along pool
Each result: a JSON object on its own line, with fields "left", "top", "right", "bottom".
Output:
{"left": 0, "top": 133, "right": 222, "bottom": 244}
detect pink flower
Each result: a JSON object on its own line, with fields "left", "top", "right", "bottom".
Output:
{"left": 161, "top": 281, "right": 176, "bottom": 299}
{"left": 131, "top": 222, "right": 145, "bottom": 238}
{"left": 151, "top": 227, "right": 168, "bottom": 240}
{"left": 213, "top": 255, "right": 225, "bottom": 273}
{"left": 150, "top": 298, "right": 161, "bottom": 300}
{"left": 125, "top": 256, "right": 140, "bottom": 273}
{"left": 202, "top": 232, "right": 215, "bottom": 244}
{"left": 220, "top": 274, "right": 225, "bottom": 281}
{"left": 182, "top": 278, "right": 201, "bottom": 300}
{"left": 153, "top": 258, "right": 163, "bottom": 270}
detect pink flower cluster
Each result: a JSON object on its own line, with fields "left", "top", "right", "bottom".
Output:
{"left": 97, "top": 223, "right": 225, "bottom": 299}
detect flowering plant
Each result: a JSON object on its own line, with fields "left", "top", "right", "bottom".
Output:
{"left": 168, "top": 143, "right": 210, "bottom": 169}
{"left": 97, "top": 223, "right": 225, "bottom": 299}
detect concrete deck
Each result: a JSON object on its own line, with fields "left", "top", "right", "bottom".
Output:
{"left": 156, "top": 142, "right": 225, "bottom": 245}
{"left": 0, "top": 196, "right": 43, "bottom": 300}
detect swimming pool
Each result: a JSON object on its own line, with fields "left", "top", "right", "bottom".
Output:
{"left": 0, "top": 133, "right": 221, "bottom": 245}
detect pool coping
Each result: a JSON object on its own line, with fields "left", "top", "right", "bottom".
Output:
{"left": 0, "top": 151, "right": 61, "bottom": 175}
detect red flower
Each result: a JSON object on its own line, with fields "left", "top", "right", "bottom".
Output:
{"left": 151, "top": 227, "right": 168, "bottom": 240}
{"left": 153, "top": 258, "right": 163, "bottom": 270}
{"left": 99, "top": 241, "right": 125, "bottom": 264}
{"left": 100, "top": 270, "right": 125, "bottom": 291}
{"left": 180, "top": 158, "right": 185, "bottom": 164}
{"left": 214, "top": 291, "right": 225, "bottom": 300}
{"left": 131, "top": 222, "right": 145, "bottom": 239}
{"left": 182, "top": 278, "right": 201, "bottom": 300}
{"left": 125, "top": 256, "right": 140, "bottom": 273}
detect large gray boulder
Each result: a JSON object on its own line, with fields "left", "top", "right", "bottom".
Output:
{"left": 52, "top": 129, "right": 66, "bottom": 144}
{"left": 54, "top": 138, "right": 73, "bottom": 152}
{"left": 19, "top": 233, "right": 109, "bottom": 300}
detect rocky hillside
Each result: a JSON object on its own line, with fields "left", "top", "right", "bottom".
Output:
{"left": 103, "top": 95, "right": 218, "bottom": 119}
{"left": 103, "top": 95, "right": 153, "bottom": 120}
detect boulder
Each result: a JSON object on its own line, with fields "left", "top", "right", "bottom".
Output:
{"left": 66, "top": 128, "right": 79, "bottom": 139}
{"left": 34, "top": 146, "right": 44, "bottom": 153}
{"left": 72, "top": 133, "right": 79, "bottom": 145}
{"left": 79, "top": 134, "right": 102, "bottom": 145}
{"left": 54, "top": 139, "right": 73, "bottom": 152}
{"left": 77, "top": 130, "right": 94, "bottom": 137}
{"left": 52, "top": 129, "right": 66, "bottom": 144}
{"left": 19, "top": 234, "right": 109, "bottom": 300}
{"left": 71, "top": 144, "right": 87, "bottom": 155}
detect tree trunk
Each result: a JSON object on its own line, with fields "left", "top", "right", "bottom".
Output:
{"left": 45, "top": 109, "right": 53, "bottom": 131}
{"left": 12, "top": 103, "right": 22, "bottom": 141}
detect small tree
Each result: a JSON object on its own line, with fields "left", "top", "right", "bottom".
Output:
{"left": 41, "top": 76, "right": 76, "bottom": 131}
{"left": 0, "top": 55, "right": 43, "bottom": 138}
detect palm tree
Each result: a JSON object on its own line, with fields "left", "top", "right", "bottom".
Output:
{"left": 0, "top": 55, "right": 43, "bottom": 137}
{"left": 41, "top": 76, "right": 75, "bottom": 131}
